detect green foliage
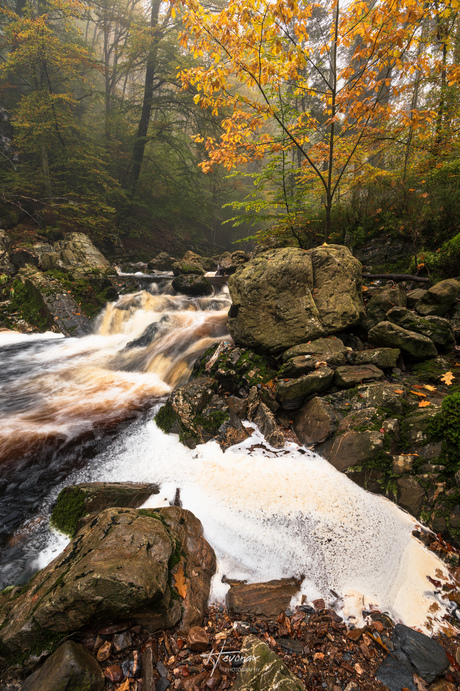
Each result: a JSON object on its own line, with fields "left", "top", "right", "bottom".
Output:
{"left": 155, "top": 401, "right": 177, "bottom": 434}
{"left": 50, "top": 487, "right": 86, "bottom": 538}
{"left": 428, "top": 393, "right": 460, "bottom": 471}
{"left": 9, "top": 279, "right": 49, "bottom": 330}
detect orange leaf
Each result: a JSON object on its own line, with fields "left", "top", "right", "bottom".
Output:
{"left": 419, "top": 401, "right": 431, "bottom": 407}
{"left": 411, "top": 391, "right": 427, "bottom": 397}
{"left": 441, "top": 372, "right": 454, "bottom": 385}
{"left": 423, "top": 385, "right": 436, "bottom": 392}
{"left": 393, "top": 389, "right": 404, "bottom": 394}
{"left": 173, "top": 563, "right": 188, "bottom": 599}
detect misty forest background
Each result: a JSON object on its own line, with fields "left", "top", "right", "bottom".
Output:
{"left": 1, "top": 0, "right": 460, "bottom": 277}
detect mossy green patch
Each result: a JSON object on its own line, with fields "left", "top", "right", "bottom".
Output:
{"left": 45, "top": 269, "right": 114, "bottom": 319}
{"left": 428, "top": 392, "right": 460, "bottom": 474}
{"left": 8, "top": 278, "right": 49, "bottom": 330}
{"left": 154, "top": 401, "right": 177, "bottom": 434}
{"left": 50, "top": 486, "right": 86, "bottom": 538}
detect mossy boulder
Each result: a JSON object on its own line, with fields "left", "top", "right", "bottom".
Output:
{"left": 386, "top": 307, "right": 455, "bottom": 349}
{"left": 293, "top": 396, "right": 338, "bottom": 445}
{"left": 368, "top": 321, "right": 437, "bottom": 359}
{"left": 0, "top": 507, "right": 215, "bottom": 662}
{"left": 227, "top": 245, "right": 364, "bottom": 354}
{"left": 51, "top": 482, "right": 160, "bottom": 537}
{"left": 172, "top": 273, "right": 213, "bottom": 296}
{"left": 415, "top": 278, "right": 460, "bottom": 317}
{"left": 148, "top": 252, "right": 175, "bottom": 271}
{"left": 21, "top": 641, "right": 104, "bottom": 691}
{"left": 325, "top": 430, "right": 386, "bottom": 473}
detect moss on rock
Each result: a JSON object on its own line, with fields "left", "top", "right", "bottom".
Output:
{"left": 50, "top": 487, "right": 86, "bottom": 538}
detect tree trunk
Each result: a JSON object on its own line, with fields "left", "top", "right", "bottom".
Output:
{"left": 130, "top": 0, "right": 161, "bottom": 195}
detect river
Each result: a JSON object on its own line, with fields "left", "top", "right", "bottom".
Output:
{"left": 0, "top": 278, "right": 454, "bottom": 633}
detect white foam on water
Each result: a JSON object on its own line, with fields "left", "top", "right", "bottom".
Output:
{"left": 50, "top": 418, "right": 452, "bottom": 633}
{"left": 0, "top": 330, "right": 64, "bottom": 347}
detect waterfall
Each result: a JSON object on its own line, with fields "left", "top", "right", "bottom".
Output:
{"left": 0, "top": 282, "right": 454, "bottom": 633}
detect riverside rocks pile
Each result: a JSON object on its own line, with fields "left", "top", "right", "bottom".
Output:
{"left": 156, "top": 245, "right": 460, "bottom": 548}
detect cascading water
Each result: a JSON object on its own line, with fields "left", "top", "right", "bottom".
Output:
{"left": 0, "top": 279, "right": 454, "bottom": 633}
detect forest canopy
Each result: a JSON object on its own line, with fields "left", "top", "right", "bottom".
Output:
{"left": 1, "top": 0, "right": 460, "bottom": 266}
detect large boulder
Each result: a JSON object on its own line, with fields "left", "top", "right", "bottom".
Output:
{"left": 386, "top": 307, "right": 455, "bottom": 349}
{"left": 16, "top": 266, "right": 91, "bottom": 336}
{"left": 227, "top": 245, "right": 364, "bottom": 354}
{"left": 415, "top": 278, "right": 460, "bottom": 317}
{"left": 0, "top": 507, "right": 215, "bottom": 661}
{"left": 293, "top": 396, "right": 338, "bottom": 445}
{"left": 148, "top": 251, "right": 175, "bottom": 271}
{"left": 276, "top": 367, "right": 334, "bottom": 409}
{"left": 54, "top": 232, "right": 110, "bottom": 271}
{"left": 368, "top": 321, "right": 437, "bottom": 358}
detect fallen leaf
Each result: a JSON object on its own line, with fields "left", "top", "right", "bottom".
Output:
{"left": 411, "top": 391, "right": 427, "bottom": 397}
{"left": 393, "top": 389, "right": 404, "bottom": 394}
{"left": 441, "top": 371, "right": 455, "bottom": 385}
{"left": 423, "top": 384, "right": 436, "bottom": 391}
{"left": 173, "top": 563, "right": 188, "bottom": 599}
{"left": 418, "top": 401, "right": 431, "bottom": 407}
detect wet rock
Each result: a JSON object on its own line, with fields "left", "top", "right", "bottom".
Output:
{"left": 276, "top": 367, "right": 334, "bottom": 410}
{"left": 364, "top": 285, "right": 407, "bottom": 330}
{"left": 122, "top": 650, "right": 142, "bottom": 678}
{"left": 325, "top": 430, "right": 385, "bottom": 473}
{"left": 148, "top": 252, "right": 175, "bottom": 271}
{"left": 125, "top": 316, "right": 170, "bottom": 349}
{"left": 375, "top": 655, "right": 416, "bottom": 691}
{"left": 172, "top": 273, "right": 213, "bottom": 296}
{"left": 219, "top": 250, "right": 250, "bottom": 274}
{"left": 162, "top": 375, "right": 215, "bottom": 447}
{"left": 227, "top": 245, "right": 364, "bottom": 354}
{"left": 293, "top": 396, "right": 338, "bottom": 445}
{"left": 156, "top": 678, "right": 171, "bottom": 691}
{"left": 281, "top": 336, "right": 347, "bottom": 364}
{"left": 226, "top": 579, "right": 301, "bottom": 619}
{"left": 415, "top": 278, "right": 460, "bottom": 317}
{"left": 368, "top": 321, "right": 437, "bottom": 359}
{"left": 396, "top": 476, "right": 424, "bottom": 515}
{"left": 394, "top": 623, "right": 449, "bottom": 682}
{"left": 17, "top": 265, "right": 91, "bottom": 336}
{"left": 219, "top": 413, "right": 251, "bottom": 450}
{"left": 104, "top": 664, "right": 123, "bottom": 683}
{"left": 349, "top": 347, "right": 400, "bottom": 368}
{"left": 230, "top": 634, "right": 306, "bottom": 690}
{"left": 21, "top": 641, "right": 105, "bottom": 691}
{"left": 253, "top": 402, "right": 284, "bottom": 448}
{"left": 51, "top": 482, "right": 160, "bottom": 537}
{"left": 333, "top": 364, "right": 384, "bottom": 388}
{"left": 187, "top": 626, "right": 210, "bottom": 652}
{"left": 0, "top": 507, "right": 215, "bottom": 658}
{"left": 386, "top": 307, "right": 455, "bottom": 349}
{"left": 113, "top": 630, "right": 132, "bottom": 651}
{"left": 407, "top": 287, "right": 428, "bottom": 308}
{"left": 96, "top": 640, "right": 112, "bottom": 662}
{"left": 336, "top": 407, "right": 382, "bottom": 434}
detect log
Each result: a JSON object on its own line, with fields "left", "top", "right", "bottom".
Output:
{"left": 362, "top": 273, "right": 430, "bottom": 283}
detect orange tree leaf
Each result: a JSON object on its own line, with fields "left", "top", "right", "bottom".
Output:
{"left": 441, "top": 372, "right": 455, "bottom": 385}
{"left": 423, "top": 385, "right": 436, "bottom": 391}
{"left": 173, "top": 563, "right": 188, "bottom": 599}
{"left": 419, "top": 401, "right": 431, "bottom": 407}
{"left": 411, "top": 391, "right": 427, "bottom": 397}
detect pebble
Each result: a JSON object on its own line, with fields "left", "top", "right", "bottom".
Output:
{"left": 277, "top": 638, "right": 304, "bottom": 654}
{"left": 187, "top": 625, "right": 210, "bottom": 652}
{"left": 103, "top": 664, "right": 123, "bottom": 683}
{"left": 96, "top": 640, "right": 112, "bottom": 662}
{"left": 113, "top": 630, "right": 132, "bottom": 652}
{"left": 157, "top": 660, "right": 169, "bottom": 677}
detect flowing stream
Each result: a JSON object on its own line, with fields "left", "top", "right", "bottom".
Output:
{"left": 0, "top": 279, "right": 454, "bottom": 633}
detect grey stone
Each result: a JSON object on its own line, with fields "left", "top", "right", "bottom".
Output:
{"left": 350, "top": 347, "right": 400, "bottom": 368}
{"left": 254, "top": 402, "right": 284, "bottom": 448}
{"left": 386, "top": 307, "right": 455, "bottom": 348}
{"left": 397, "top": 476, "right": 424, "bottom": 515}
{"left": 172, "top": 273, "right": 213, "bottom": 296}
{"left": 276, "top": 367, "right": 334, "bottom": 410}
{"left": 281, "top": 336, "right": 347, "bottom": 363}
{"left": 325, "top": 430, "right": 385, "bottom": 473}
{"left": 333, "top": 364, "right": 384, "bottom": 388}
{"left": 375, "top": 655, "right": 416, "bottom": 691}
{"left": 293, "top": 397, "right": 338, "bottom": 445}
{"left": 415, "top": 278, "right": 460, "bottom": 317}
{"left": 368, "top": 321, "right": 437, "bottom": 358}
{"left": 22, "top": 641, "right": 105, "bottom": 691}
{"left": 364, "top": 285, "right": 407, "bottom": 329}
{"left": 394, "top": 623, "right": 449, "bottom": 683}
